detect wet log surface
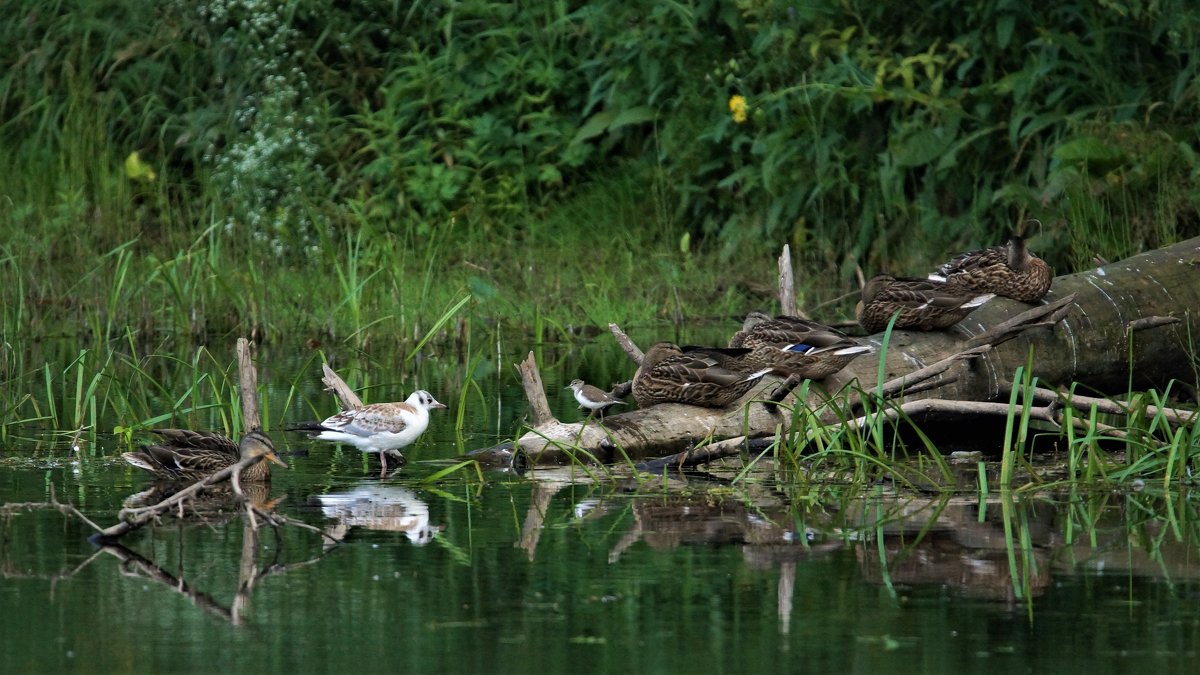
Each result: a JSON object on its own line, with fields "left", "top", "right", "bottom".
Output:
{"left": 507, "top": 237, "right": 1200, "bottom": 465}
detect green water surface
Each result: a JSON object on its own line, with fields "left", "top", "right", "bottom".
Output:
{"left": 1, "top": 341, "right": 1198, "bottom": 674}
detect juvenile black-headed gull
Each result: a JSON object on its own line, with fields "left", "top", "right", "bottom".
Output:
{"left": 290, "top": 390, "right": 446, "bottom": 477}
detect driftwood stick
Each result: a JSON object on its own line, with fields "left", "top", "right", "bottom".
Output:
{"left": 830, "top": 399, "right": 1062, "bottom": 434}
{"left": 516, "top": 351, "right": 557, "bottom": 428}
{"left": 245, "top": 503, "right": 334, "bottom": 541}
{"left": 778, "top": 245, "right": 803, "bottom": 318}
{"left": 608, "top": 323, "right": 644, "bottom": 365}
{"left": 1011, "top": 384, "right": 1199, "bottom": 426}
{"left": 322, "top": 363, "right": 363, "bottom": 409}
{"left": 876, "top": 345, "right": 991, "bottom": 400}
{"left": 1127, "top": 315, "right": 1182, "bottom": 333}
{"left": 1055, "top": 409, "right": 1129, "bottom": 438}
{"left": 236, "top": 338, "right": 261, "bottom": 431}
{"left": 634, "top": 436, "right": 775, "bottom": 473}
{"left": 822, "top": 346, "right": 990, "bottom": 422}
{"left": 965, "top": 294, "right": 1077, "bottom": 348}
{"left": 2, "top": 485, "right": 105, "bottom": 534}
{"left": 888, "top": 373, "right": 960, "bottom": 399}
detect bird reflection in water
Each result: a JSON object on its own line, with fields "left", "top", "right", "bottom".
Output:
{"left": 313, "top": 485, "right": 441, "bottom": 547}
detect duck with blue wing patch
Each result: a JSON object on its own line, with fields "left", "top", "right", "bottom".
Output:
{"left": 729, "top": 311, "right": 872, "bottom": 380}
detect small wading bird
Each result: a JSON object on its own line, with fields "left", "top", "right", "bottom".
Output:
{"left": 288, "top": 390, "right": 446, "bottom": 477}
{"left": 564, "top": 378, "right": 626, "bottom": 419}
{"left": 632, "top": 342, "right": 772, "bottom": 408}
{"left": 856, "top": 275, "right": 995, "bottom": 333}
{"left": 122, "top": 429, "right": 287, "bottom": 482}
{"left": 729, "top": 312, "right": 872, "bottom": 380}
{"left": 930, "top": 235, "right": 1053, "bottom": 303}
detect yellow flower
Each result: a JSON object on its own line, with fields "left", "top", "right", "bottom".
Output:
{"left": 728, "top": 95, "right": 748, "bottom": 124}
{"left": 124, "top": 151, "right": 157, "bottom": 183}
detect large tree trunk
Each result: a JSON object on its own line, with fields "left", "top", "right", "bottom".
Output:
{"left": 514, "top": 237, "right": 1200, "bottom": 464}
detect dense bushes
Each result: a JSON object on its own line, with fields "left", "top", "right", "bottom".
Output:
{"left": 3, "top": 0, "right": 1198, "bottom": 275}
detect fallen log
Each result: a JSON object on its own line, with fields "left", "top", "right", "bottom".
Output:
{"left": 510, "top": 237, "right": 1200, "bottom": 464}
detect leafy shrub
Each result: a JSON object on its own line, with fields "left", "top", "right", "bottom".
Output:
{"left": 4, "top": 0, "right": 1199, "bottom": 274}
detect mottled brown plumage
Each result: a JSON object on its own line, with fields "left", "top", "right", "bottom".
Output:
{"left": 288, "top": 390, "right": 447, "bottom": 477}
{"left": 856, "top": 275, "right": 994, "bottom": 333}
{"left": 122, "top": 429, "right": 286, "bottom": 482}
{"left": 631, "top": 342, "right": 772, "bottom": 408}
{"left": 932, "top": 235, "right": 1052, "bottom": 302}
{"left": 729, "top": 312, "right": 872, "bottom": 380}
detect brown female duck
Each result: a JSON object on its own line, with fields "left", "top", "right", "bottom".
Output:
{"left": 856, "top": 275, "right": 994, "bottom": 333}
{"left": 729, "top": 312, "right": 872, "bottom": 379}
{"left": 931, "top": 235, "right": 1052, "bottom": 302}
{"left": 122, "top": 429, "right": 287, "bottom": 482}
{"left": 632, "top": 342, "right": 771, "bottom": 408}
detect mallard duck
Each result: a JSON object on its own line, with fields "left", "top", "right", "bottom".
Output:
{"left": 288, "top": 390, "right": 447, "bottom": 477}
{"left": 565, "top": 379, "right": 625, "bottom": 418}
{"left": 729, "top": 312, "right": 872, "bottom": 379}
{"left": 631, "top": 342, "right": 771, "bottom": 408}
{"left": 931, "top": 235, "right": 1052, "bottom": 302}
{"left": 856, "top": 275, "right": 995, "bottom": 333}
{"left": 122, "top": 429, "right": 287, "bottom": 482}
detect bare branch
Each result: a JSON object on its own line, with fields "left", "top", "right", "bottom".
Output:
{"left": 515, "top": 351, "right": 557, "bottom": 428}
{"left": 1127, "top": 315, "right": 1181, "bottom": 333}
{"left": 965, "top": 293, "right": 1077, "bottom": 349}
{"left": 236, "top": 338, "right": 262, "bottom": 431}
{"left": 322, "top": 363, "right": 364, "bottom": 409}
{"left": 608, "top": 323, "right": 643, "bottom": 364}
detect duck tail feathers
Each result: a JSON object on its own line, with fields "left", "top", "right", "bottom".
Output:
{"left": 963, "top": 293, "right": 995, "bottom": 308}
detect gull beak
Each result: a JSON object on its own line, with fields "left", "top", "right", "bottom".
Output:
{"left": 432, "top": 402, "right": 448, "bottom": 410}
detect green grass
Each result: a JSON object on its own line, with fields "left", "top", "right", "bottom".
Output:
{"left": 5, "top": 0, "right": 1200, "bottom": 349}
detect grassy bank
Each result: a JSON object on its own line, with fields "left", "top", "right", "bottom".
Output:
{"left": 4, "top": 0, "right": 1200, "bottom": 345}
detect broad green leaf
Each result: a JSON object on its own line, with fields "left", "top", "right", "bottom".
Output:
{"left": 610, "top": 106, "right": 656, "bottom": 130}
{"left": 568, "top": 110, "right": 617, "bottom": 146}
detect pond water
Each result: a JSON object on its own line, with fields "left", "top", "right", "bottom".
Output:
{"left": 2, "top": 337, "right": 1199, "bottom": 673}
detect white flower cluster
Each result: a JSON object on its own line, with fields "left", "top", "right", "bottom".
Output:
{"left": 198, "top": 0, "right": 330, "bottom": 255}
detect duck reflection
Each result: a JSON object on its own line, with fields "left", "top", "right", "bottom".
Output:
{"left": 122, "top": 481, "right": 277, "bottom": 523}
{"left": 846, "top": 494, "right": 1056, "bottom": 602}
{"left": 313, "top": 485, "right": 441, "bottom": 547}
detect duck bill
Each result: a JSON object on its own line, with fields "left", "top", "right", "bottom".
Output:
{"left": 265, "top": 451, "right": 290, "bottom": 469}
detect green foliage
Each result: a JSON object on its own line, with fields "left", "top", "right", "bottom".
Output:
{"left": 684, "top": 0, "right": 1200, "bottom": 275}
{"left": 3, "top": 0, "right": 1200, "bottom": 339}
